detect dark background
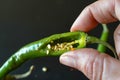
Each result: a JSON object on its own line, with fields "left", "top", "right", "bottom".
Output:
{"left": 0, "top": 0, "right": 119, "bottom": 80}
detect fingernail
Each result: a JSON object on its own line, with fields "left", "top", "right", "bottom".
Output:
{"left": 60, "top": 54, "right": 76, "bottom": 67}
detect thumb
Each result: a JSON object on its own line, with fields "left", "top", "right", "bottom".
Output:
{"left": 59, "top": 48, "right": 120, "bottom": 80}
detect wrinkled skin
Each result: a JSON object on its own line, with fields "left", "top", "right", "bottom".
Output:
{"left": 59, "top": 0, "right": 120, "bottom": 80}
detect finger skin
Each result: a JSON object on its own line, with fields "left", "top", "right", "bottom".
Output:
{"left": 114, "top": 24, "right": 120, "bottom": 57}
{"left": 70, "top": 0, "right": 120, "bottom": 32}
{"left": 60, "top": 48, "right": 120, "bottom": 80}
{"left": 64, "top": 0, "right": 120, "bottom": 79}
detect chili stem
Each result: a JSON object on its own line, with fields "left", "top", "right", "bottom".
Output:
{"left": 97, "top": 24, "right": 109, "bottom": 52}
{"left": 87, "top": 36, "right": 119, "bottom": 59}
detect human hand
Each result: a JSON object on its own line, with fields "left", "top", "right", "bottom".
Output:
{"left": 60, "top": 0, "right": 120, "bottom": 80}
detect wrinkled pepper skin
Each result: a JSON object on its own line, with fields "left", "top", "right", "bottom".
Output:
{"left": 0, "top": 31, "right": 118, "bottom": 80}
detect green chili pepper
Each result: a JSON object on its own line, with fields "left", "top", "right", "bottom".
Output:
{"left": 97, "top": 24, "right": 109, "bottom": 52}
{"left": 0, "top": 31, "right": 118, "bottom": 80}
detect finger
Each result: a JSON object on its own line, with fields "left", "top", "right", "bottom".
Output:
{"left": 71, "top": 0, "right": 120, "bottom": 32}
{"left": 60, "top": 48, "right": 120, "bottom": 80}
{"left": 114, "top": 24, "right": 120, "bottom": 58}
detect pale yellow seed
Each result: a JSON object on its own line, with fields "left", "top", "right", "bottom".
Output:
{"left": 54, "top": 45, "right": 57, "bottom": 50}
{"left": 66, "top": 47, "right": 70, "bottom": 50}
{"left": 50, "top": 41, "right": 54, "bottom": 43}
{"left": 70, "top": 45, "right": 73, "bottom": 48}
{"left": 60, "top": 44, "right": 64, "bottom": 48}
{"left": 42, "top": 67, "right": 47, "bottom": 72}
{"left": 46, "top": 50, "right": 49, "bottom": 55}
{"left": 47, "top": 44, "right": 51, "bottom": 49}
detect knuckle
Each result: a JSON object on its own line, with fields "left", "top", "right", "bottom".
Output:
{"left": 114, "top": 25, "right": 120, "bottom": 39}
{"left": 114, "top": 24, "right": 120, "bottom": 57}
{"left": 85, "top": 53, "right": 108, "bottom": 80}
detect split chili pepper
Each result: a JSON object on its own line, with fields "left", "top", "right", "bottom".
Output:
{"left": 0, "top": 31, "right": 119, "bottom": 80}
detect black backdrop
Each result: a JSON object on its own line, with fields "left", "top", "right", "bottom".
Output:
{"left": 0, "top": 0, "right": 119, "bottom": 80}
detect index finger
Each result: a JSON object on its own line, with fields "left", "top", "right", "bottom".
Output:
{"left": 71, "top": 0, "right": 118, "bottom": 32}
